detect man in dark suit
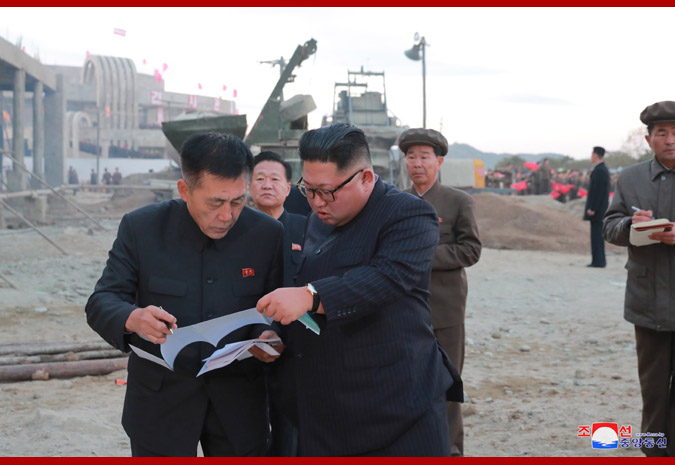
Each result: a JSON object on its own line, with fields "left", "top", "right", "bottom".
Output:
{"left": 399, "top": 128, "right": 482, "bottom": 456}
{"left": 249, "top": 150, "right": 306, "bottom": 456}
{"left": 85, "top": 133, "right": 284, "bottom": 457}
{"left": 584, "top": 146, "right": 611, "bottom": 268}
{"left": 256, "top": 123, "right": 461, "bottom": 456}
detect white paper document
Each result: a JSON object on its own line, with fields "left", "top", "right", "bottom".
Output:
{"left": 128, "top": 306, "right": 318, "bottom": 376}
{"left": 197, "top": 337, "right": 281, "bottom": 376}
{"left": 160, "top": 307, "right": 273, "bottom": 370}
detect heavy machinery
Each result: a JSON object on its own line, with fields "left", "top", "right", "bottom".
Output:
{"left": 161, "top": 39, "right": 318, "bottom": 183}
{"left": 322, "top": 68, "right": 407, "bottom": 187}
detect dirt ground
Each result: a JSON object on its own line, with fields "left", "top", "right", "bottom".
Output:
{"left": 0, "top": 183, "right": 645, "bottom": 457}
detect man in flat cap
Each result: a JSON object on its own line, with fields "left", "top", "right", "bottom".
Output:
{"left": 603, "top": 101, "right": 675, "bottom": 457}
{"left": 583, "top": 146, "right": 611, "bottom": 268}
{"left": 398, "top": 128, "right": 482, "bottom": 457}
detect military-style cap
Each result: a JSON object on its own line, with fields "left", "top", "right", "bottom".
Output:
{"left": 640, "top": 101, "right": 675, "bottom": 125}
{"left": 397, "top": 128, "right": 449, "bottom": 156}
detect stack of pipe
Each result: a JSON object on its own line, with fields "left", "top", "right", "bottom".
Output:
{"left": 0, "top": 341, "right": 127, "bottom": 382}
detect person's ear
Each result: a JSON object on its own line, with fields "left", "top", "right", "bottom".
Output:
{"left": 645, "top": 134, "right": 653, "bottom": 151}
{"left": 177, "top": 179, "right": 190, "bottom": 203}
{"left": 362, "top": 169, "right": 375, "bottom": 184}
{"left": 437, "top": 156, "right": 445, "bottom": 167}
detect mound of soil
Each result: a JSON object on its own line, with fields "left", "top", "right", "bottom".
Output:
{"left": 473, "top": 193, "right": 620, "bottom": 255}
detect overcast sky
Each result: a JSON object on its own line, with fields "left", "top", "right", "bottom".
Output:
{"left": 2, "top": 7, "right": 670, "bottom": 159}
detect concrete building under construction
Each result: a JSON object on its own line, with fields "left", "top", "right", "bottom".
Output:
{"left": 0, "top": 34, "right": 236, "bottom": 190}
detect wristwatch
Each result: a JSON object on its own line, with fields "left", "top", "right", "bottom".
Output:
{"left": 306, "top": 283, "right": 320, "bottom": 314}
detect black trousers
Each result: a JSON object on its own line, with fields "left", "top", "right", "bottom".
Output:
{"left": 356, "top": 394, "right": 451, "bottom": 457}
{"left": 635, "top": 325, "right": 675, "bottom": 457}
{"left": 590, "top": 220, "right": 606, "bottom": 266}
{"left": 130, "top": 400, "right": 264, "bottom": 457}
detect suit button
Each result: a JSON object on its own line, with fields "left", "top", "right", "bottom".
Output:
{"left": 206, "top": 278, "right": 214, "bottom": 284}
{"left": 315, "top": 249, "right": 321, "bottom": 254}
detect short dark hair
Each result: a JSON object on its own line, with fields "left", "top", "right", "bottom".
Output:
{"left": 647, "top": 123, "right": 654, "bottom": 136}
{"left": 180, "top": 133, "right": 253, "bottom": 188}
{"left": 298, "top": 123, "right": 371, "bottom": 171}
{"left": 253, "top": 151, "right": 292, "bottom": 182}
{"left": 593, "top": 146, "right": 606, "bottom": 158}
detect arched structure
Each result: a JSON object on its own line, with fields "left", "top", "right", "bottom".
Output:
{"left": 66, "top": 111, "right": 93, "bottom": 158}
{"left": 82, "top": 55, "right": 138, "bottom": 150}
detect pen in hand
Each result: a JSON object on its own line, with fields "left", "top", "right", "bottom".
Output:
{"left": 632, "top": 206, "right": 655, "bottom": 220}
{"left": 158, "top": 306, "right": 174, "bottom": 334}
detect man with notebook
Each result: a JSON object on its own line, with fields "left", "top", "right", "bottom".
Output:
{"left": 603, "top": 100, "right": 675, "bottom": 457}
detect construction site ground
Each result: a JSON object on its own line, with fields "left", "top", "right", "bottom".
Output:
{"left": 0, "top": 176, "right": 643, "bottom": 457}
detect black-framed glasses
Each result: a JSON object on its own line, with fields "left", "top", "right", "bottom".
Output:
{"left": 297, "top": 169, "right": 364, "bottom": 202}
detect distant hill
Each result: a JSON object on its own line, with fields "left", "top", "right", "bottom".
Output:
{"left": 447, "top": 143, "right": 566, "bottom": 170}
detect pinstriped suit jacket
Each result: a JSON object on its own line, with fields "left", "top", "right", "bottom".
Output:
{"left": 285, "top": 179, "right": 460, "bottom": 456}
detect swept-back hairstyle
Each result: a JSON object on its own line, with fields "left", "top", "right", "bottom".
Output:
{"left": 298, "top": 123, "right": 371, "bottom": 171}
{"left": 180, "top": 133, "right": 253, "bottom": 188}
{"left": 253, "top": 151, "right": 292, "bottom": 182}
{"left": 593, "top": 146, "right": 606, "bottom": 158}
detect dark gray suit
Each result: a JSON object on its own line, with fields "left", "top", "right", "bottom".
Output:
{"left": 85, "top": 200, "right": 283, "bottom": 456}
{"left": 282, "top": 179, "right": 461, "bottom": 456}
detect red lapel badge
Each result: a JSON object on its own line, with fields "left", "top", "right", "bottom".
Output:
{"left": 291, "top": 243, "right": 302, "bottom": 251}
{"left": 242, "top": 268, "right": 255, "bottom": 277}
{"left": 438, "top": 217, "right": 443, "bottom": 223}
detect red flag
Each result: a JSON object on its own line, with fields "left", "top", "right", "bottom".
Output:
{"left": 510, "top": 181, "right": 528, "bottom": 191}
{"left": 233, "top": 89, "right": 238, "bottom": 98}
{"left": 550, "top": 190, "right": 561, "bottom": 199}
{"left": 154, "top": 69, "right": 162, "bottom": 83}
{"left": 142, "top": 58, "right": 146, "bottom": 65}
{"left": 523, "top": 161, "right": 538, "bottom": 171}
{"left": 113, "top": 28, "right": 126, "bottom": 36}
{"left": 198, "top": 83, "right": 203, "bottom": 90}
{"left": 222, "top": 85, "right": 227, "bottom": 91}
{"left": 163, "top": 63, "right": 168, "bottom": 72}
{"left": 577, "top": 188, "right": 588, "bottom": 198}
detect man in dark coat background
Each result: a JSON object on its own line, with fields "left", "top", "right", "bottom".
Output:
{"left": 584, "top": 146, "right": 611, "bottom": 268}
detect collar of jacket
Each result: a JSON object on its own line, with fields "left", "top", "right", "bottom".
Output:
{"left": 413, "top": 179, "right": 441, "bottom": 198}
{"left": 649, "top": 157, "right": 675, "bottom": 181}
